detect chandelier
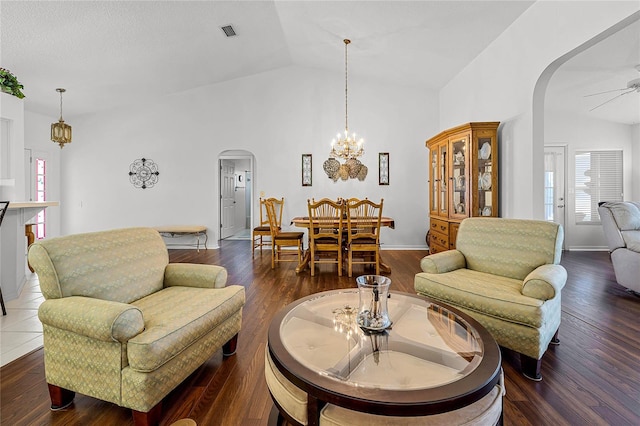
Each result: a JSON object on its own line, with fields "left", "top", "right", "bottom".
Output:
{"left": 324, "top": 39, "right": 367, "bottom": 181}
{"left": 51, "top": 88, "right": 72, "bottom": 148}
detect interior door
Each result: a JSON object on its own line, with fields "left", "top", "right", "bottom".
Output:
{"left": 544, "top": 146, "right": 566, "bottom": 248}
{"left": 220, "top": 160, "right": 236, "bottom": 239}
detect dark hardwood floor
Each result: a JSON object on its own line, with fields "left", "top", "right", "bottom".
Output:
{"left": 1, "top": 241, "right": 639, "bottom": 425}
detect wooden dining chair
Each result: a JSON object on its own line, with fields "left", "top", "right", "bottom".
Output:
{"left": 346, "top": 198, "right": 384, "bottom": 278}
{"left": 253, "top": 197, "right": 284, "bottom": 256}
{"left": 265, "top": 199, "right": 304, "bottom": 271}
{"left": 307, "top": 198, "right": 344, "bottom": 276}
{"left": 0, "top": 201, "right": 9, "bottom": 315}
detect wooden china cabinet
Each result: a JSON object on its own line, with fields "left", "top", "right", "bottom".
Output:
{"left": 426, "top": 122, "right": 499, "bottom": 254}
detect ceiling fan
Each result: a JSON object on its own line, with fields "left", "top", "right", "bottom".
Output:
{"left": 584, "top": 65, "right": 640, "bottom": 111}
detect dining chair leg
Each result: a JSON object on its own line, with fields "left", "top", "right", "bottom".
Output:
{"left": 298, "top": 243, "right": 303, "bottom": 272}
{"left": 271, "top": 246, "right": 276, "bottom": 269}
{"left": 309, "top": 247, "right": 315, "bottom": 277}
{"left": 0, "top": 286, "right": 6, "bottom": 316}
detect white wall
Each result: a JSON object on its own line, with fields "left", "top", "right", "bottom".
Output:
{"left": 440, "top": 1, "right": 639, "bottom": 220}
{"left": 545, "top": 112, "right": 634, "bottom": 250}
{"left": 0, "top": 92, "right": 25, "bottom": 201}
{"left": 42, "top": 2, "right": 640, "bottom": 250}
{"left": 61, "top": 66, "right": 437, "bottom": 249}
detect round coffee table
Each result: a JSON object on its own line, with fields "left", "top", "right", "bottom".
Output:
{"left": 267, "top": 289, "right": 502, "bottom": 425}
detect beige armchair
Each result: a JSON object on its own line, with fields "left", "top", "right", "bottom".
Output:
{"left": 28, "top": 227, "right": 245, "bottom": 426}
{"left": 598, "top": 201, "right": 640, "bottom": 294}
{"left": 415, "top": 218, "right": 566, "bottom": 381}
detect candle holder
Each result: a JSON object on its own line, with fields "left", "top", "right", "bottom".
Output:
{"left": 356, "top": 275, "right": 391, "bottom": 331}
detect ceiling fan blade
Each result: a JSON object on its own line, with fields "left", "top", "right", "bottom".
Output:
{"left": 589, "top": 88, "right": 637, "bottom": 111}
{"left": 583, "top": 87, "right": 629, "bottom": 97}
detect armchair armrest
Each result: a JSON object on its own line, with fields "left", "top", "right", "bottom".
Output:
{"left": 522, "top": 264, "right": 568, "bottom": 301}
{"left": 420, "top": 250, "right": 466, "bottom": 274}
{"left": 38, "top": 297, "right": 144, "bottom": 342}
{"left": 164, "top": 263, "right": 228, "bottom": 289}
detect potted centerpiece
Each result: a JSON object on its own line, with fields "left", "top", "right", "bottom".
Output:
{"left": 0, "top": 68, "right": 25, "bottom": 99}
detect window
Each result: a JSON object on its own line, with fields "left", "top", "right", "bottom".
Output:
{"left": 574, "top": 150, "right": 623, "bottom": 224}
{"left": 35, "top": 158, "right": 46, "bottom": 239}
{"left": 544, "top": 152, "right": 555, "bottom": 221}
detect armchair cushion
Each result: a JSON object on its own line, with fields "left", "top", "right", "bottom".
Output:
{"left": 419, "top": 250, "right": 466, "bottom": 273}
{"left": 38, "top": 297, "right": 144, "bottom": 342}
{"left": 522, "top": 264, "right": 567, "bottom": 301}
{"left": 29, "top": 227, "right": 168, "bottom": 302}
{"left": 621, "top": 231, "right": 640, "bottom": 252}
{"left": 415, "top": 269, "right": 547, "bottom": 328}
{"left": 128, "top": 285, "right": 244, "bottom": 372}
{"left": 164, "top": 263, "right": 228, "bottom": 289}
{"left": 456, "top": 218, "right": 563, "bottom": 280}
{"left": 606, "top": 202, "right": 640, "bottom": 230}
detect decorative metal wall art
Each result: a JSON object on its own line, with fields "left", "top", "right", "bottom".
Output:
{"left": 302, "top": 154, "right": 312, "bottom": 186}
{"left": 323, "top": 157, "right": 367, "bottom": 181}
{"left": 379, "top": 153, "right": 389, "bottom": 185}
{"left": 128, "top": 158, "right": 159, "bottom": 189}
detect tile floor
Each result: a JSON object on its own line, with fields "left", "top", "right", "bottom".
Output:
{"left": 224, "top": 227, "right": 251, "bottom": 240}
{"left": 0, "top": 273, "right": 44, "bottom": 367}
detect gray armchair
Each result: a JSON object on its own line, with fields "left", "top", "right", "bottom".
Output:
{"left": 598, "top": 201, "right": 640, "bottom": 294}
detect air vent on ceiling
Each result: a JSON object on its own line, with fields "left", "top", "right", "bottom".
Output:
{"left": 221, "top": 25, "right": 237, "bottom": 37}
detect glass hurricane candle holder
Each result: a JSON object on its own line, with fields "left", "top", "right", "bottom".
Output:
{"left": 356, "top": 275, "right": 391, "bottom": 331}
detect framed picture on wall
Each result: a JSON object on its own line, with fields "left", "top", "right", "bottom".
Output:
{"left": 379, "top": 152, "right": 389, "bottom": 185}
{"left": 302, "top": 154, "right": 312, "bottom": 186}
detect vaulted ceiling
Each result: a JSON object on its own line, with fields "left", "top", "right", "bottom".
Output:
{"left": 1, "top": 1, "right": 637, "bottom": 125}
{"left": 547, "top": 18, "right": 640, "bottom": 126}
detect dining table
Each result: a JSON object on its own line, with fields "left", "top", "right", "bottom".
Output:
{"left": 290, "top": 216, "right": 395, "bottom": 274}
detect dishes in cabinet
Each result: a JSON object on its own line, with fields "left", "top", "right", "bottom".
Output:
{"left": 480, "top": 172, "right": 492, "bottom": 190}
{"left": 479, "top": 142, "right": 491, "bottom": 160}
{"left": 454, "top": 151, "right": 464, "bottom": 165}
{"left": 456, "top": 175, "right": 465, "bottom": 190}
{"left": 456, "top": 203, "right": 465, "bottom": 214}
{"left": 482, "top": 206, "right": 492, "bottom": 216}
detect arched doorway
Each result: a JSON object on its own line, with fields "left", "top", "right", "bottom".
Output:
{"left": 218, "top": 150, "right": 255, "bottom": 241}
{"left": 532, "top": 12, "right": 639, "bottom": 249}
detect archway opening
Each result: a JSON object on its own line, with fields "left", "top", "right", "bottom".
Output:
{"left": 219, "top": 150, "right": 256, "bottom": 241}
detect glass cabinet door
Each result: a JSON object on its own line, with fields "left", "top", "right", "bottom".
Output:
{"left": 438, "top": 143, "right": 448, "bottom": 216}
{"left": 475, "top": 134, "right": 494, "bottom": 217}
{"left": 450, "top": 135, "right": 468, "bottom": 219}
{"left": 430, "top": 147, "right": 439, "bottom": 215}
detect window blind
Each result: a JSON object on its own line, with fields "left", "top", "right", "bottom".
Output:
{"left": 574, "top": 150, "right": 623, "bottom": 224}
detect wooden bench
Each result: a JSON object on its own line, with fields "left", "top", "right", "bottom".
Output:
{"left": 154, "top": 226, "right": 208, "bottom": 252}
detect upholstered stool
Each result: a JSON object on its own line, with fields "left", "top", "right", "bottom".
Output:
{"left": 170, "top": 419, "right": 197, "bottom": 426}
{"left": 265, "top": 346, "right": 505, "bottom": 426}
{"left": 265, "top": 345, "right": 308, "bottom": 425}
